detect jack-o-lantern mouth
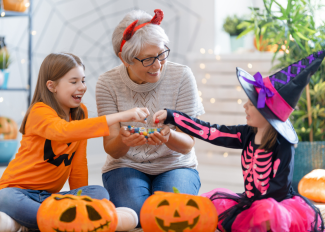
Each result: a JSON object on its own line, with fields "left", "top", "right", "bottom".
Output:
{"left": 54, "top": 220, "right": 111, "bottom": 232}
{"left": 155, "top": 216, "right": 200, "bottom": 232}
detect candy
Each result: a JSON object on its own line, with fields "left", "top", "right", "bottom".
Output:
{"left": 127, "top": 125, "right": 162, "bottom": 141}
{"left": 155, "top": 118, "right": 159, "bottom": 124}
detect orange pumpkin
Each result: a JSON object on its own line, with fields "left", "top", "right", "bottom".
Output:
{"left": 0, "top": 116, "right": 18, "bottom": 140}
{"left": 140, "top": 189, "right": 218, "bottom": 232}
{"left": 254, "top": 36, "right": 278, "bottom": 52}
{"left": 298, "top": 169, "right": 325, "bottom": 203}
{"left": 2, "top": 0, "right": 30, "bottom": 12}
{"left": 37, "top": 190, "right": 118, "bottom": 232}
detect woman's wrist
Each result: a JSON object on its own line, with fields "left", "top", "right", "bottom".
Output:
{"left": 106, "top": 133, "right": 130, "bottom": 159}
{"left": 165, "top": 128, "right": 194, "bottom": 154}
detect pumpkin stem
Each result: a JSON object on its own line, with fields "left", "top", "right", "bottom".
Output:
{"left": 173, "top": 187, "right": 180, "bottom": 193}
{"left": 77, "top": 189, "right": 82, "bottom": 196}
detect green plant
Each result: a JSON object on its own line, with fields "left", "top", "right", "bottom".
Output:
{"left": 0, "top": 49, "right": 11, "bottom": 70}
{"left": 238, "top": 0, "right": 325, "bottom": 141}
{"left": 223, "top": 15, "right": 246, "bottom": 36}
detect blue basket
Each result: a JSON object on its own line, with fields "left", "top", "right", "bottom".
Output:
{"left": 0, "top": 140, "right": 19, "bottom": 166}
{"left": 0, "top": 70, "right": 10, "bottom": 89}
{"left": 292, "top": 141, "right": 325, "bottom": 192}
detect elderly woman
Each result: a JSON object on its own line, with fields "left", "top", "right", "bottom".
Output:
{"left": 96, "top": 9, "right": 204, "bottom": 226}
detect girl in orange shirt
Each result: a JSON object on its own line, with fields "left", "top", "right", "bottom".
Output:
{"left": 0, "top": 53, "right": 148, "bottom": 231}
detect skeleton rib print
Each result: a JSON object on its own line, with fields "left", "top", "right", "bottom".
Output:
{"left": 169, "top": 110, "right": 282, "bottom": 199}
{"left": 242, "top": 142, "right": 278, "bottom": 198}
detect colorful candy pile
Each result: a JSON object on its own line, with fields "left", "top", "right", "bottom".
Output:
{"left": 127, "top": 126, "right": 161, "bottom": 139}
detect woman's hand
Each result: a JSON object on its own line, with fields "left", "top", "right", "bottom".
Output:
{"left": 147, "top": 125, "right": 171, "bottom": 145}
{"left": 119, "top": 126, "right": 147, "bottom": 147}
{"left": 120, "top": 107, "right": 150, "bottom": 123}
{"left": 153, "top": 110, "right": 167, "bottom": 127}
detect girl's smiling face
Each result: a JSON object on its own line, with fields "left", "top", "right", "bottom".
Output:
{"left": 50, "top": 65, "right": 87, "bottom": 116}
{"left": 243, "top": 99, "right": 268, "bottom": 128}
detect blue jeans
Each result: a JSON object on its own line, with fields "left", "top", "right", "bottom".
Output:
{"left": 0, "top": 185, "right": 109, "bottom": 230}
{"left": 102, "top": 167, "right": 201, "bottom": 228}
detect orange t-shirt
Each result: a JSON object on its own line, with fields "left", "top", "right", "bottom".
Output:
{"left": 0, "top": 102, "right": 109, "bottom": 193}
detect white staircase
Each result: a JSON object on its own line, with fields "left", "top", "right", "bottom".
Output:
{"left": 188, "top": 52, "right": 276, "bottom": 194}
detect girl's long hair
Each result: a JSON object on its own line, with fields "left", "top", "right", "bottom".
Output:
{"left": 20, "top": 53, "right": 85, "bottom": 134}
{"left": 252, "top": 124, "right": 278, "bottom": 151}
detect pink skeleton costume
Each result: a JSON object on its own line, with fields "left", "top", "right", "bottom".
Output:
{"left": 163, "top": 51, "right": 325, "bottom": 232}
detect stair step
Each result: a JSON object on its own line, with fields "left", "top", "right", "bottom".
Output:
{"left": 197, "top": 164, "right": 244, "bottom": 192}
{"left": 198, "top": 112, "right": 246, "bottom": 125}
{"left": 195, "top": 72, "right": 272, "bottom": 86}
{"left": 195, "top": 139, "right": 241, "bottom": 155}
{"left": 188, "top": 52, "right": 276, "bottom": 75}
{"left": 198, "top": 85, "right": 248, "bottom": 100}
{"left": 192, "top": 62, "right": 273, "bottom": 74}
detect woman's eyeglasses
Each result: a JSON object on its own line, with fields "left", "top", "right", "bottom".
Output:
{"left": 134, "top": 45, "right": 170, "bottom": 67}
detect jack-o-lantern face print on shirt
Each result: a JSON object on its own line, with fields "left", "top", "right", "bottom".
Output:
{"left": 44, "top": 139, "right": 77, "bottom": 167}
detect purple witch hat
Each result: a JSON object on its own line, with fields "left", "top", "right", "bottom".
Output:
{"left": 236, "top": 50, "right": 325, "bottom": 143}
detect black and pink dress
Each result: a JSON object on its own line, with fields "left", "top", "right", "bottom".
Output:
{"left": 164, "top": 109, "right": 323, "bottom": 232}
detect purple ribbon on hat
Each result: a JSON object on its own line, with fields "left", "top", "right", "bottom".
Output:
{"left": 241, "top": 72, "right": 274, "bottom": 108}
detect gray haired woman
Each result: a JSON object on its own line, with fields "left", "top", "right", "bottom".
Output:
{"left": 96, "top": 9, "right": 204, "bottom": 227}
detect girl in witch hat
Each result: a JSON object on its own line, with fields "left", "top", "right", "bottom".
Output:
{"left": 153, "top": 50, "right": 325, "bottom": 232}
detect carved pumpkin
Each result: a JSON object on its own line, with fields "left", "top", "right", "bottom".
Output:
{"left": 298, "top": 169, "right": 325, "bottom": 203}
{"left": 37, "top": 190, "right": 118, "bottom": 232}
{"left": 2, "top": 0, "right": 30, "bottom": 12}
{"left": 0, "top": 117, "right": 18, "bottom": 140}
{"left": 140, "top": 188, "right": 218, "bottom": 232}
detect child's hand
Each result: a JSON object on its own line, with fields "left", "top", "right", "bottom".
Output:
{"left": 153, "top": 110, "right": 167, "bottom": 127}
{"left": 121, "top": 108, "right": 150, "bottom": 123}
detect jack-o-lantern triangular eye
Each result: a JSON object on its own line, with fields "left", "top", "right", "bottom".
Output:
{"left": 86, "top": 205, "right": 102, "bottom": 221}
{"left": 60, "top": 207, "right": 76, "bottom": 222}
{"left": 186, "top": 199, "right": 199, "bottom": 209}
{"left": 157, "top": 200, "right": 169, "bottom": 207}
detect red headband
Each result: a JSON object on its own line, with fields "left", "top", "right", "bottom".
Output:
{"left": 120, "top": 9, "right": 164, "bottom": 52}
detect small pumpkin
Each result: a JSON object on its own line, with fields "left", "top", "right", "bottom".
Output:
{"left": 37, "top": 190, "right": 118, "bottom": 232}
{"left": 140, "top": 187, "right": 218, "bottom": 232}
{"left": 298, "top": 169, "right": 325, "bottom": 203}
{"left": 2, "top": 0, "right": 30, "bottom": 12}
{"left": 253, "top": 36, "right": 278, "bottom": 52}
{"left": 0, "top": 116, "right": 18, "bottom": 140}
